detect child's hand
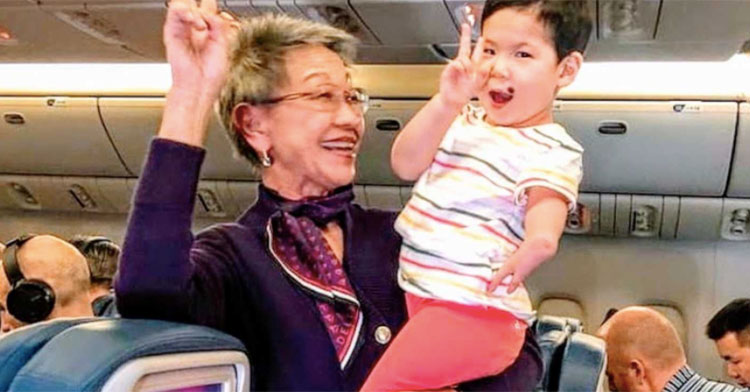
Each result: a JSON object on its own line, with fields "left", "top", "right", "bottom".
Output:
{"left": 487, "top": 237, "right": 557, "bottom": 294}
{"left": 488, "top": 251, "right": 543, "bottom": 294}
{"left": 438, "top": 23, "right": 489, "bottom": 110}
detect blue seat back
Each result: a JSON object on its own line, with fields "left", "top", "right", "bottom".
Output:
{"left": 0, "top": 319, "right": 248, "bottom": 392}
{"left": 0, "top": 318, "right": 100, "bottom": 391}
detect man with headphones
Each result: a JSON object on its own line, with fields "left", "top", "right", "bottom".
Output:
{"left": 0, "top": 234, "right": 93, "bottom": 333}
{"left": 68, "top": 235, "right": 121, "bottom": 317}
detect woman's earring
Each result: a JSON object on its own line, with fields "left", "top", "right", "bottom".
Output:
{"left": 260, "top": 151, "right": 273, "bottom": 167}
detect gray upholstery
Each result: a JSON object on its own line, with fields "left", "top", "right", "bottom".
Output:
{"left": 0, "top": 319, "right": 248, "bottom": 392}
{"left": 533, "top": 316, "right": 606, "bottom": 392}
{"left": 558, "top": 333, "right": 607, "bottom": 392}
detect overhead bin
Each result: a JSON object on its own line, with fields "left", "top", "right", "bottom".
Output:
{"left": 0, "top": 97, "right": 130, "bottom": 176}
{"left": 292, "top": 0, "right": 379, "bottom": 44}
{"left": 98, "top": 98, "right": 257, "bottom": 180}
{"left": 357, "top": 45, "right": 447, "bottom": 64}
{"left": 554, "top": 100, "right": 736, "bottom": 196}
{"left": 249, "top": 0, "right": 283, "bottom": 13}
{"left": 356, "top": 100, "right": 425, "bottom": 185}
{"left": 727, "top": 104, "right": 750, "bottom": 197}
{"left": 350, "top": 0, "right": 457, "bottom": 45}
{"left": 588, "top": 0, "right": 750, "bottom": 61}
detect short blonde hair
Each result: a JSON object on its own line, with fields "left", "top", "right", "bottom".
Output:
{"left": 217, "top": 14, "right": 358, "bottom": 167}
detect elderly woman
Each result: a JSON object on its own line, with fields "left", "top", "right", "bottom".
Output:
{"left": 115, "top": 0, "right": 542, "bottom": 390}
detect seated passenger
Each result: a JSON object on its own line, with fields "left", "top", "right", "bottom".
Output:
{"left": 68, "top": 235, "right": 120, "bottom": 317}
{"left": 1, "top": 235, "right": 94, "bottom": 333}
{"left": 598, "top": 306, "right": 743, "bottom": 392}
{"left": 707, "top": 298, "right": 750, "bottom": 389}
{"left": 114, "top": 0, "right": 542, "bottom": 389}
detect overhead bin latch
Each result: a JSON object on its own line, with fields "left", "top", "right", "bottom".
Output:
{"left": 375, "top": 119, "right": 402, "bottom": 132}
{"left": 3, "top": 113, "right": 25, "bottom": 125}
{"left": 597, "top": 121, "right": 627, "bottom": 135}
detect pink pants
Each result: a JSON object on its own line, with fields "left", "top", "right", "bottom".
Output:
{"left": 360, "top": 293, "right": 526, "bottom": 392}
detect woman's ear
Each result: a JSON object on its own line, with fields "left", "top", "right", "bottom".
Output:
{"left": 232, "top": 102, "right": 271, "bottom": 153}
{"left": 556, "top": 51, "right": 584, "bottom": 89}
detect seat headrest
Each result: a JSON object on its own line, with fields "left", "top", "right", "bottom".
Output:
{"left": 8, "top": 319, "right": 247, "bottom": 392}
{"left": 535, "top": 315, "right": 584, "bottom": 337}
{"left": 557, "top": 332, "right": 607, "bottom": 392}
{"left": 0, "top": 318, "right": 100, "bottom": 391}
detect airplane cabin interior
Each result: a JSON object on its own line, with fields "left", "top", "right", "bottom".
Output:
{"left": 0, "top": 0, "right": 749, "bottom": 390}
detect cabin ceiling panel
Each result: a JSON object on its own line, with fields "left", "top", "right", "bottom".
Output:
{"left": 0, "top": 5, "right": 140, "bottom": 62}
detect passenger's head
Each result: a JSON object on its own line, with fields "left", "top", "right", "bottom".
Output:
{"left": 706, "top": 298, "right": 750, "bottom": 388}
{"left": 0, "top": 235, "right": 93, "bottom": 333}
{"left": 597, "top": 306, "right": 686, "bottom": 392}
{"left": 476, "top": 0, "right": 592, "bottom": 128}
{"left": 218, "top": 14, "right": 365, "bottom": 198}
{"left": 68, "top": 235, "right": 120, "bottom": 294}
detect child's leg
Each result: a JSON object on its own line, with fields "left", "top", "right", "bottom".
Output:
{"left": 360, "top": 294, "right": 527, "bottom": 392}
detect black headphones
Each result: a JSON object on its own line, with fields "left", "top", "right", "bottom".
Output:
{"left": 2, "top": 234, "right": 56, "bottom": 324}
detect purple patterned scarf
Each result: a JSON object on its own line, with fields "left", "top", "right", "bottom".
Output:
{"left": 264, "top": 185, "right": 362, "bottom": 369}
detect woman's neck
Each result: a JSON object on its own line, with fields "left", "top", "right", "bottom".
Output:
{"left": 262, "top": 171, "right": 330, "bottom": 200}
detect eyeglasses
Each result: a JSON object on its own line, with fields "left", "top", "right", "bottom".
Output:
{"left": 259, "top": 87, "right": 369, "bottom": 114}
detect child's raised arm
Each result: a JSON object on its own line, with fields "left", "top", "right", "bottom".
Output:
{"left": 391, "top": 24, "right": 489, "bottom": 181}
{"left": 487, "top": 187, "right": 569, "bottom": 294}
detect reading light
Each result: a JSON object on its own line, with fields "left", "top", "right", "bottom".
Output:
{"left": 0, "top": 24, "right": 17, "bottom": 45}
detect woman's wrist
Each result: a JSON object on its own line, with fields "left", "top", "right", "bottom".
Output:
{"left": 158, "top": 87, "right": 217, "bottom": 147}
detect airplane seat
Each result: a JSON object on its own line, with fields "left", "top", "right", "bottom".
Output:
{"left": 557, "top": 333, "right": 607, "bottom": 392}
{"left": 0, "top": 318, "right": 100, "bottom": 391}
{"left": 4, "top": 319, "right": 250, "bottom": 392}
{"left": 532, "top": 315, "right": 606, "bottom": 392}
{"left": 534, "top": 329, "right": 569, "bottom": 391}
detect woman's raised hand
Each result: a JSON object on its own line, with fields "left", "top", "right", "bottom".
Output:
{"left": 438, "top": 23, "right": 488, "bottom": 110}
{"left": 159, "top": 0, "right": 238, "bottom": 146}
{"left": 164, "top": 0, "right": 237, "bottom": 99}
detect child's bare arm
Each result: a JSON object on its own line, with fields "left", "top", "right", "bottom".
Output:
{"left": 391, "top": 95, "right": 463, "bottom": 180}
{"left": 487, "top": 187, "right": 569, "bottom": 293}
{"left": 391, "top": 24, "right": 489, "bottom": 181}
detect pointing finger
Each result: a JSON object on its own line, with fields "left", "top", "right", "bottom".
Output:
{"left": 471, "top": 36, "right": 485, "bottom": 64}
{"left": 457, "top": 23, "right": 472, "bottom": 60}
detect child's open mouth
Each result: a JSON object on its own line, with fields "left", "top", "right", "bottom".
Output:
{"left": 489, "top": 88, "right": 514, "bottom": 105}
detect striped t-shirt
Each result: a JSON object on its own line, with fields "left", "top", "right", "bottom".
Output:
{"left": 662, "top": 365, "right": 746, "bottom": 392}
{"left": 394, "top": 104, "right": 583, "bottom": 324}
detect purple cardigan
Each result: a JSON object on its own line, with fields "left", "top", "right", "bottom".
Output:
{"left": 115, "top": 139, "right": 406, "bottom": 390}
{"left": 116, "top": 139, "right": 542, "bottom": 391}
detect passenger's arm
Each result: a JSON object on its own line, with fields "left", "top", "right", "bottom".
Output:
{"left": 115, "top": 0, "right": 237, "bottom": 327}
{"left": 487, "top": 187, "right": 568, "bottom": 294}
{"left": 390, "top": 24, "right": 488, "bottom": 181}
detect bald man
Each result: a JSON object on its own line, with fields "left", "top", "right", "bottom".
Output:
{"left": 0, "top": 235, "right": 94, "bottom": 333}
{"left": 598, "top": 306, "right": 742, "bottom": 392}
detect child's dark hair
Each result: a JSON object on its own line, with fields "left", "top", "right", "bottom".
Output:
{"left": 480, "top": 0, "right": 593, "bottom": 61}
